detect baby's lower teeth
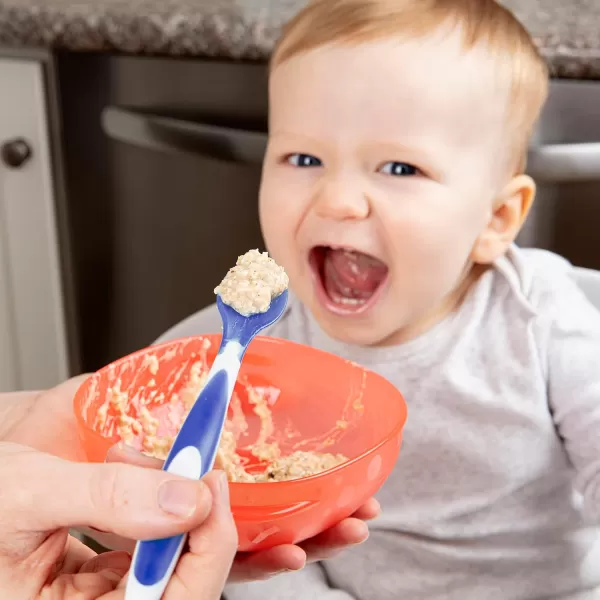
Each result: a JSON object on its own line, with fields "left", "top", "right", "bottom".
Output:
{"left": 339, "top": 297, "right": 364, "bottom": 305}
{"left": 331, "top": 292, "right": 366, "bottom": 305}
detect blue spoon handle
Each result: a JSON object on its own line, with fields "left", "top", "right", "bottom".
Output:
{"left": 124, "top": 289, "right": 288, "bottom": 600}
{"left": 125, "top": 340, "right": 244, "bottom": 600}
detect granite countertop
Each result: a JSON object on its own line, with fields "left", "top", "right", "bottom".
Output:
{"left": 0, "top": 0, "right": 599, "bottom": 79}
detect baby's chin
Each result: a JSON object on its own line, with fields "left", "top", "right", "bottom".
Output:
{"left": 308, "top": 299, "right": 403, "bottom": 348}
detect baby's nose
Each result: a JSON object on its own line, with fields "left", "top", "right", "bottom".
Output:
{"left": 313, "top": 177, "right": 370, "bottom": 221}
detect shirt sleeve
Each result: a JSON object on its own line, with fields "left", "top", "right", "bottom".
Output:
{"left": 223, "top": 564, "right": 357, "bottom": 600}
{"left": 544, "top": 268, "right": 600, "bottom": 522}
{"left": 153, "top": 302, "right": 222, "bottom": 344}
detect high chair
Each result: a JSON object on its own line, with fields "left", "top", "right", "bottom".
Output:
{"left": 575, "top": 267, "right": 600, "bottom": 311}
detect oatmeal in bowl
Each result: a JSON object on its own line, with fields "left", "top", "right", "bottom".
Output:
{"left": 74, "top": 334, "right": 407, "bottom": 551}
{"left": 94, "top": 336, "right": 347, "bottom": 483}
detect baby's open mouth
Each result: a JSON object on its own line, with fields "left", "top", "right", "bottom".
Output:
{"left": 309, "top": 246, "right": 389, "bottom": 313}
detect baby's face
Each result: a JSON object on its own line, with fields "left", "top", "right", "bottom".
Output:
{"left": 260, "top": 32, "right": 515, "bottom": 346}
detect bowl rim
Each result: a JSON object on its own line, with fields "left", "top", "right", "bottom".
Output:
{"left": 73, "top": 334, "right": 408, "bottom": 488}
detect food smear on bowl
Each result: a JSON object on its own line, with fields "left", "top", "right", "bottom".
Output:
{"left": 214, "top": 249, "right": 289, "bottom": 316}
{"left": 93, "top": 338, "right": 349, "bottom": 482}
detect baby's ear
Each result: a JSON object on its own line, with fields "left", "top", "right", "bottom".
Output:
{"left": 471, "top": 174, "right": 536, "bottom": 265}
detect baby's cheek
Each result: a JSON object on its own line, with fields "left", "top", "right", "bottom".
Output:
{"left": 390, "top": 222, "right": 471, "bottom": 305}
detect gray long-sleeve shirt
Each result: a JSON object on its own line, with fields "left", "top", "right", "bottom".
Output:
{"left": 157, "top": 247, "right": 600, "bottom": 599}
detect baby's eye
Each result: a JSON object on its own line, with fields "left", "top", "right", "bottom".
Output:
{"left": 287, "top": 154, "right": 323, "bottom": 168}
{"left": 379, "top": 162, "right": 418, "bottom": 176}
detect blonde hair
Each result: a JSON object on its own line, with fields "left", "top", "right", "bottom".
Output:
{"left": 271, "top": 0, "right": 549, "bottom": 174}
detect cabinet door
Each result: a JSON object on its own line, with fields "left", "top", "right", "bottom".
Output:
{"left": 0, "top": 56, "right": 69, "bottom": 391}
{"left": 0, "top": 213, "right": 18, "bottom": 391}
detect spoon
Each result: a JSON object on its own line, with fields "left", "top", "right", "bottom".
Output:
{"left": 125, "top": 289, "right": 289, "bottom": 600}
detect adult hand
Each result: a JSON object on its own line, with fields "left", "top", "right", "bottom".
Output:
{"left": 3, "top": 375, "right": 379, "bottom": 583}
{"left": 104, "top": 444, "right": 380, "bottom": 582}
{"left": 0, "top": 442, "right": 236, "bottom": 599}
{"left": 2, "top": 374, "right": 92, "bottom": 462}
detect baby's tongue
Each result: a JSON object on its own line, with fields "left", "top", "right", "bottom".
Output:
{"left": 323, "top": 248, "right": 388, "bottom": 302}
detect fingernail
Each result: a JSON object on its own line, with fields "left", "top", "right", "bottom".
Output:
{"left": 105, "top": 442, "right": 137, "bottom": 463}
{"left": 158, "top": 480, "right": 199, "bottom": 518}
{"left": 267, "top": 566, "right": 303, "bottom": 577}
{"left": 218, "top": 470, "right": 230, "bottom": 507}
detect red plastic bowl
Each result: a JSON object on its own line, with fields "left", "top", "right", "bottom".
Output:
{"left": 73, "top": 335, "right": 407, "bottom": 551}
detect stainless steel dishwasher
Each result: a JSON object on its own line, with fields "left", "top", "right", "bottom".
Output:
{"left": 56, "top": 53, "right": 600, "bottom": 373}
{"left": 519, "top": 79, "right": 600, "bottom": 260}
{"left": 58, "top": 54, "right": 269, "bottom": 372}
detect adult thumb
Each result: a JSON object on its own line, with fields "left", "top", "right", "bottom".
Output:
{"left": 0, "top": 443, "right": 213, "bottom": 543}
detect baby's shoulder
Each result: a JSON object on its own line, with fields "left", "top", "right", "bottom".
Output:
{"left": 493, "top": 246, "right": 600, "bottom": 328}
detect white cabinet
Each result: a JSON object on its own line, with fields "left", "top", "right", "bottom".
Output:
{"left": 0, "top": 56, "right": 69, "bottom": 392}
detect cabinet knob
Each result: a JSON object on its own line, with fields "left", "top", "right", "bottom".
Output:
{"left": 1, "top": 138, "right": 32, "bottom": 169}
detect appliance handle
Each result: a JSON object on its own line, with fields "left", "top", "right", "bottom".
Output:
{"left": 101, "top": 105, "right": 267, "bottom": 165}
{"left": 527, "top": 143, "right": 600, "bottom": 183}
{"left": 102, "top": 109, "right": 600, "bottom": 182}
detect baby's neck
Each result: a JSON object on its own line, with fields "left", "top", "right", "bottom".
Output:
{"left": 378, "top": 263, "right": 489, "bottom": 348}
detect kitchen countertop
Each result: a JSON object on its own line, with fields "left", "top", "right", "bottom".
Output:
{"left": 0, "top": 0, "right": 599, "bottom": 80}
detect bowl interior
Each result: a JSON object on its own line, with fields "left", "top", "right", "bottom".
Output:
{"left": 74, "top": 335, "right": 406, "bottom": 481}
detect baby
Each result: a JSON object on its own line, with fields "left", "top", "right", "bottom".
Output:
{"left": 158, "top": 0, "right": 600, "bottom": 598}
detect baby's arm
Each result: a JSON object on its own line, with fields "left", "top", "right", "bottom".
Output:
{"left": 154, "top": 301, "right": 223, "bottom": 343}
{"left": 543, "top": 270, "right": 600, "bottom": 521}
{"left": 224, "top": 563, "right": 357, "bottom": 599}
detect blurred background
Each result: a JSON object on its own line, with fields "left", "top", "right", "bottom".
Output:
{"left": 0, "top": 0, "right": 599, "bottom": 392}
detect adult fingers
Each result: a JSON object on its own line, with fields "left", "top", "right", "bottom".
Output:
{"left": 164, "top": 471, "right": 238, "bottom": 600}
{"left": 300, "top": 518, "right": 369, "bottom": 562}
{"left": 227, "top": 511, "right": 374, "bottom": 583}
{"left": 56, "top": 535, "right": 97, "bottom": 575}
{"left": 3, "top": 374, "right": 91, "bottom": 461}
{"left": 79, "top": 550, "right": 131, "bottom": 578}
{"left": 350, "top": 498, "right": 381, "bottom": 521}
{"left": 94, "top": 443, "right": 182, "bottom": 555}
{"left": 105, "top": 443, "right": 164, "bottom": 469}
{"left": 227, "top": 513, "right": 372, "bottom": 582}
{"left": 229, "top": 545, "right": 306, "bottom": 583}
{"left": 37, "top": 550, "right": 129, "bottom": 600}
{"left": 106, "top": 446, "right": 379, "bottom": 578}
{"left": 0, "top": 443, "right": 214, "bottom": 546}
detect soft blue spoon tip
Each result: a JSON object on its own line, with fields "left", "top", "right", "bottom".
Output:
{"left": 217, "top": 288, "right": 289, "bottom": 346}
